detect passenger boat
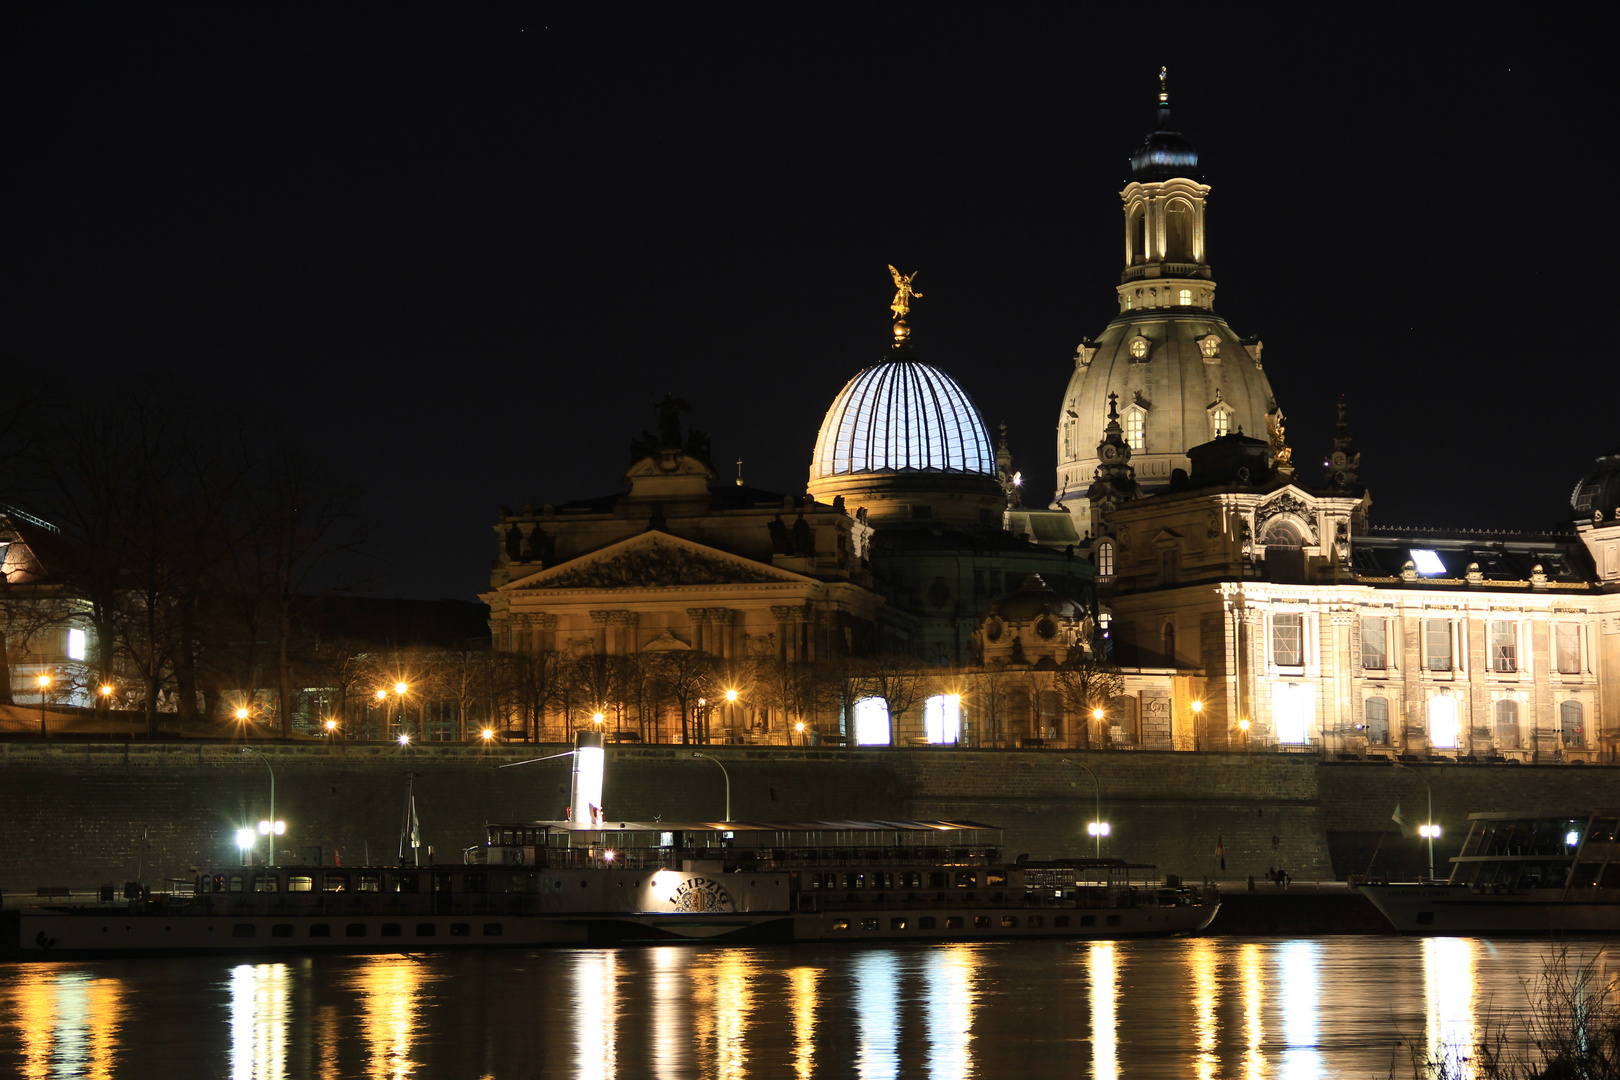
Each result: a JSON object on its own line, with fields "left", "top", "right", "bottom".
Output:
{"left": 1358, "top": 809, "right": 1620, "bottom": 935}
{"left": 4, "top": 819, "right": 1219, "bottom": 958}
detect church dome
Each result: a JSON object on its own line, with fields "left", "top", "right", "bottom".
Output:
{"left": 1130, "top": 110, "right": 1200, "bottom": 183}
{"left": 1571, "top": 447, "right": 1620, "bottom": 522}
{"left": 810, "top": 357, "right": 996, "bottom": 481}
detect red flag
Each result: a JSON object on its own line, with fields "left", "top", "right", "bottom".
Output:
{"left": 333, "top": 848, "right": 342, "bottom": 867}
{"left": 1217, "top": 834, "right": 1226, "bottom": 871}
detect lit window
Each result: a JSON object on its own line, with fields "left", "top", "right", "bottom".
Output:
{"left": 1094, "top": 540, "right": 1114, "bottom": 577}
{"left": 1364, "top": 697, "right": 1389, "bottom": 746}
{"left": 1124, "top": 410, "right": 1144, "bottom": 451}
{"left": 853, "top": 697, "right": 890, "bottom": 746}
{"left": 1272, "top": 613, "right": 1304, "bottom": 667}
{"left": 1273, "top": 682, "right": 1310, "bottom": 745}
{"left": 923, "top": 695, "right": 961, "bottom": 745}
{"left": 67, "top": 628, "right": 87, "bottom": 661}
{"left": 1424, "top": 619, "right": 1452, "bottom": 671}
{"left": 1360, "top": 618, "right": 1386, "bottom": 670}
{"left": 1410, "top": 549, "right": 1446, "bottom": 575}
{"left": 1560, "top": 701, "right": 1584, "bottom": 748}
{"left": 1211, "top": 410, "right": 1229, "bottom": 437}
{"left": 1493, "top": 699, "right": 1520, "bottom": 749}
{"left": 1488, "top": 621, "right": 1517, "bottom": 673}
{"left": 1555, "top": 623, "right": 1581, "bottom": 675}
{"left": 1427, "top": 696, "right": 1459, "bottom": 748}
{"left": 1178, "top": 288, "right": 1192, "bottom": 305}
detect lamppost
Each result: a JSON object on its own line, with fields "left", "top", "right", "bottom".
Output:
{"left": 239, "top": 747, "right": 283, "bottom": 867}
{"left": 691, "top": 752, "right": 731, "bottom": 822}
{"left": 1392, "top": 760, "right": 1440, "bottom": 881}
{"left": 1092, "top": 706, "right": 1106, "bottom": 750}
{"left": 696, "top": 698, "right": 707, "bottom": 744}
{"left": 794, "top": 720, "right": 806, "bottom": 747}
{"left": 324, "top": 718, "right": 338, "bottom": 739}
{"left": 36, "top": 674, "right": 50, "bottom": 737}
{"left": 724, "top": 687, "right": 739, "bottom": 741}
{"left": 1239, "top": 718, "right": 1251, "bottom": 754}
{"left": 99, "top": 684, "right": 115, "bottom": 709}
{"left": 1060, "top": 759, "right": 1109, "bottom": 858}
{"left": 394, "top": 682, "right": 408, "bottom": 741}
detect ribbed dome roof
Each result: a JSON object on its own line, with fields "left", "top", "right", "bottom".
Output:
{"left": 811, "top": 357, "right": 995, "bottom": 480}
{"left": 1130, "top": 104, "right": 1201, "bottom": 183}
{"left": 1571, "top": 447, "right": 1620, "bottom": 521}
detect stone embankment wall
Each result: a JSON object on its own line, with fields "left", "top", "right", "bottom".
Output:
{"left": 0, "top": 742, "right": 1614, "bottom": 893}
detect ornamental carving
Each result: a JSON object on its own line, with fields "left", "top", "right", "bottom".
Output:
{"left": 540, "top": 539, "right": 780, "bottom": 589}
{"left": 669, "top": 877, "right": 734, "bottom": 913}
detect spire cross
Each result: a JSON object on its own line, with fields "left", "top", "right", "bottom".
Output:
{"left": 1107, "top": 391, "right": 1120, "bottom": 421}
{"left": 1159, "top": 66, "right": 1168, "bottom": 103}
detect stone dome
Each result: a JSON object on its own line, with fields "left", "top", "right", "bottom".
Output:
{"left": 1130, "top": 105, "right": 1200, "bottom": 183}
{"left": 810, "top": 357, "right": 996, "bottom": 481}
{"left": 1571, "top": 447, "right": 1620, "bottom": 522}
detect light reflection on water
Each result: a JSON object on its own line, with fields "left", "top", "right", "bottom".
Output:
{"left": 0, "top": 938, "right": 1607, "bottom": 1078}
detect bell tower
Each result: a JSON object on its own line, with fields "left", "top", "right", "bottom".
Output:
{"left": 1118, "top": 68, "right": 1214, "bottom": 314}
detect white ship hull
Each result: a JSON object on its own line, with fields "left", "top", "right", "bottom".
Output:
{"left": 1358, "top": 884, "right": 1620, "bottom": 936}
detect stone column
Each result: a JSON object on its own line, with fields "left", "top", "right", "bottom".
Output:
{"left": 589, "top": 611, "right": 612, "bottom": 655}
{"left": 609, "top": 611, "right": 639, "bottom": 655}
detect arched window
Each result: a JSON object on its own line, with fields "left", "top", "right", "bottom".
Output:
{"left": 1493, "top": 699, "right": 1520, "bottom": 749}
{"left": 1211, "top": 409, "right": 1230, "bottom": 437}
{"left": 924, "top": 694, "right": 961, "bottom": 745}
{"left": 1177, "top": 288, "right": 1193, "bottom": 306}
{"left": 1138, "top": 207, "right": 1151, "bottom": 262}
{"left": 1560, "top": 700, "right": 1584, "bottom": 748}
{"left": 1364, "top": 697, "right": 1389, "bottom": 747}
{"left": 1094, "top": 540, "right": 1114, "bottom": 578}
{"left": 1427, "top": 695, "right": 1459, "bottom": 749}
{"left": 1263, "top": 521, "right": 1306, "bottom": 583}
{"left": 1124, "top": 409, "right": 1145, "bottom": 451}
{"left": 1166, "top": 200, "right": 1192, "bottom": 260}
{"left": 853, "top": 697, "right": 890, "bottom": 746}
{"left": 1273, "top": 682, "right": 1311, "bottom": 745}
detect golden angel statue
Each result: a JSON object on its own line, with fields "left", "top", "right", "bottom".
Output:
{"left": 1266, "top": 405, "right": 1293, "bottom": 468}
{"left": 888, "top": 265, "right": 922, "bottom": 321}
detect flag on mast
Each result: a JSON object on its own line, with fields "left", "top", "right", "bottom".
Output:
{"left": 1391, "top": 802, "right": 1405, "bottom": 826}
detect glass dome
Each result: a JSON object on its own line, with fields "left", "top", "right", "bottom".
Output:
{"left": 811, "top": 358, "right": 996, "bottom": 480}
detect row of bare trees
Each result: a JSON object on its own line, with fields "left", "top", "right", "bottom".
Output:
{"left": 1, "top": 381, "right": 371, "bottom": 735}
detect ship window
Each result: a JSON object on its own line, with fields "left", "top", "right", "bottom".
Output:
{"left": 1488, "top": 621, "right": 1518, "bottom": 673}
{"left": 392, "top": 874, "right": 420, "bottom": 894}
{"left": 1560, "top": 701, "right": 1584, "bottom": 748}
{"left": 1028, "top": 916, "right": 1044, "bottom": 928}
{"left": 1272, "top": 614, "right": 1304, "bottom": 668}
{"left": 973, "top": 916, "right": 991, "bottom": 929}
{"left": 946, "top": 916, "right": 964, "bottom": 930}
{"left": 1427, "top": 696, "right": 1460, "bottom": 749}
{"left": 1424, "top": 620, "right": 1453, "bottom": 671}
{"left": 1493, "top": 700, "right": 1521, "bottom": 749}
{"left": 1360, "top": 618, "right": 1386, "bottom": 670}
{"left": 1002, "top": 916, "right": 1018, "bottom": 928}
{"left": 861, "top": 919, "right": 879, "bottom": 931}
{"left": 323, "top": 874, "right": 348, "bottom": 893}
{"left": 891, "top": 917, "right": 908, "bottom": 930}
{"left": 483, "top": 923, "right": 504, "bottom": 936}
{"left": 357, "top": 875, "right": 380, "bottom": 893}
{"left": 955, "top": 872, "right": 975, "bottom": 889}
{"left": 832, "top": 920, "right": 851, "bottom": 932}
{"left": 1555, "top": 623, "right": 1581, "bottom": 674}
{"left": 1590, "top": 819, "right": 1618, "bottom": 843}
{"left": 252, "top": 874, "right": 279, "bottom": 893}
{"left": 287, "top": 876, "right": 313, "bottom": 893}
{"left": 463, "top": 874, "right": 486, "bottom": 894}
{"left": 924, "top": 694, "right": 962, "bottom": 744}
{"left": 853, "top": 697, "right": 890, "bottom": 746}
{"left": 229, "top": 875, "right": 244, "bottom": 894}
{"left": 984, "top": 870, "right": 1005, "bottom": 887}
{"left": 1364, "top": 697, "right": 1389, "bottom": 746}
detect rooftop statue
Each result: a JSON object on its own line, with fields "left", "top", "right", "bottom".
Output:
{"left": 888, "top": 265, "right": 922, "bottom": 321}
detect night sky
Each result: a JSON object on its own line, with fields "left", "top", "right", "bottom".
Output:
{"left": 6, "top": 9, "right": 1615, "bottom": 602}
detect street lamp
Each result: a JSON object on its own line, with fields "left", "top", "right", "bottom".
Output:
{"left": 724, "top": 687, "right": 739, "bottom": 741}
{"left": 1238, "top": 718, "right": 1251, "bottom": 753}
{"left": 323, "top": 718, "right": 338, "bottom": 737}
{"left": 480, "top": 728, "right": 495, "bottom": 742}
{"left": 1092, "top": 706, "right": 1106, "bottom": 750}
{"left": 99, "top": 684, "right": 114, "bottom": 707}
{"left": 1393, "top": 760, "right": 1439, "bottom": 881}
{"left": 1060, "top": 759, "right": 1108, "bottom": 858}
{"left": 36, "top": 674, "right": 50, "bottom": 737}
{"left": 794, "top": 720, "right": 806, "bottom": 747}
{"left": 235, "top": 707, "right": 249, "bottom": 722}
{"left": 697, "top": 698, "right": 707, "bottom": 744}
{"left": 374, "top": 690, "right": 387, "bottom": 740}
{"left": 394, "top": 682, "right": 408, "bottom": 741}
{"left": 692, "top": 752, "right": 731, "bottom": 822}
{"left": 239, "top": 748, "right": 281, "bottom": 866}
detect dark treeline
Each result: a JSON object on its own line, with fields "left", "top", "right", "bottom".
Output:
{"left": 1, "top": 375, "right": 375, "bottom": 735}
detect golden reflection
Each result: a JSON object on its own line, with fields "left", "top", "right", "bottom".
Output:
{"left": 1186, "top": 941, "right": 1218, "bottom": 1080}
{"left": 1279, "top": 940, "right": 1323, "bottom": 1078}
{"left": 652, "top": 947, "right": 686, "bottom": 1079}
{"left": 315, "top": 1004, "right": 341, "bottom": 1080}
{"left": 709, "top": 952, "right": 755, "bottom": 1078}
{"left": 1088, "top": 942, "right": 1118, "bottom": 1080}
{"left": 787, "top": 966, "right": 819, "bottom": 1079}
{"left": 572, "top": 951, "right": 618, "bottom": 1080}
{"left": 358, "top": 957, "right": 424, "bottom": 1080}
{"left": 925, "top": 945, "right": 979, "bottom": 1078}
{"left": 230, "top": 963, "right": 289, "bottom": 1080}
{"left": 853, "top": 951, "right": 901, "bottom": 1078}
{"left": 1239, "top": 942, "right": 1264, "bottom": 1080}
{"left": 1423, "top": 938, "right": 1476, "bottom": 1076}
{"left": 8, "top": 968, "right": 125, "bottom": 1080}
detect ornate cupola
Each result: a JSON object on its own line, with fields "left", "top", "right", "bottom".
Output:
{"left": 1085, "top": 392, "right": 1142, "bottom": 539}
{"left": 1120, "top": 68, "right": 1213, "bottom": 312}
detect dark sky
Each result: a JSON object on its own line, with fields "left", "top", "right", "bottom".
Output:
{"left": 6, "top": 9, "right": 1616, "bottom": 601}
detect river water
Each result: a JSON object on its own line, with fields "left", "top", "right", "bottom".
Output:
{"left": 0, "top": 937, "right": 1610, "bottom": 1079}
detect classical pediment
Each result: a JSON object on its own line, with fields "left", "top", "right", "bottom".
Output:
{"left": 503, "top": 531, "right": 815, "bottom": 592}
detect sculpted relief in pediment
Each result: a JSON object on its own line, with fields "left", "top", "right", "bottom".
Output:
{"left": 534, "top": 538, "right": 783, "bottom": 590}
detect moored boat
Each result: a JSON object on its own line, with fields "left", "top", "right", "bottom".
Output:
{"left": 1357, "top": 809, "right": 1620, "bottom": 935}
{"left": 5, "top": 819, "right": 1218, "bottom": 958}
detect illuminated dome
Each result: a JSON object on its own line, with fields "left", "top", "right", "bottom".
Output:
{"left": 810, "top": 358, "right": 996, "bottom": 480}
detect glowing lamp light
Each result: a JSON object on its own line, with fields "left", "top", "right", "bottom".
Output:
{"left": 398, "top": 733, "right": 411, "bottom": 746}
{"left": 235, "top": 708, "right": 249, "bottom": 721}
{"left": 603, "top": 850, "right": 615, "bottom": 863}
{"left": 591, "top": 712, "right": 605, "bottom": 725}
{"left": 37, "top": 675, "right": 50, "bottom": 689}
{"left": 1092, "top": 708, "right": 1104, "bottom": 721}
{"left": 99, "top": 685, "right": 114, "bottom": 698}
{"left": 724, "top": 689, "right": 738, "bottom": 703}
{"left": 947, "top": 693, "right": 961, "bottom": 705}
{"left": 1087, "top": 822, "right": 1111, "bottom": 838}
{"left": 1419, "top": 824, "right": 1442, "bottom": 839}
{"left": 394, "top": 682, "right": 408, "bottom": 696}
{"left": 1190, "top": 700, "right": 1203, "bottom": 713}
{"left": 375, "top": 690, "right": 387, "bottom": 702}
{"left": 323, "top": 719, "right": 337, "bottom": 732}
{"left": 1565, "top": 830, "right": 1580, "bottom": 847}
{"left": 257, "top": 819, "right": 284, "bottom": 836}
{"left": 1239, "top": 719, "right": 1251, "bottom": 732}
{"left": 794, "top": 721, "right": 805, "bottom": 733}
{"left": 236, "top": 828, "right": 255, "bottom": 850}
{"left": 481, "top": 728, "right": 495, "bottom": 741}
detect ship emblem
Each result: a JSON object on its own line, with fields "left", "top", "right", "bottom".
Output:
{"left": 34, "top": 931, "right": 56, "bottom": 949}
{"left": 669, "top": 877, "right": 733, "bottom": 913}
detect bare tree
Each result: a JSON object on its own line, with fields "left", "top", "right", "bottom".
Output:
{"left": 852, "top": 653, "right": 928, "bottom": 747}
{"left": 648, "top": 648, "right": 718, "bottom": 744}
{"left": 1053, "top": 651, "right": 1124, "bottom": 750}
